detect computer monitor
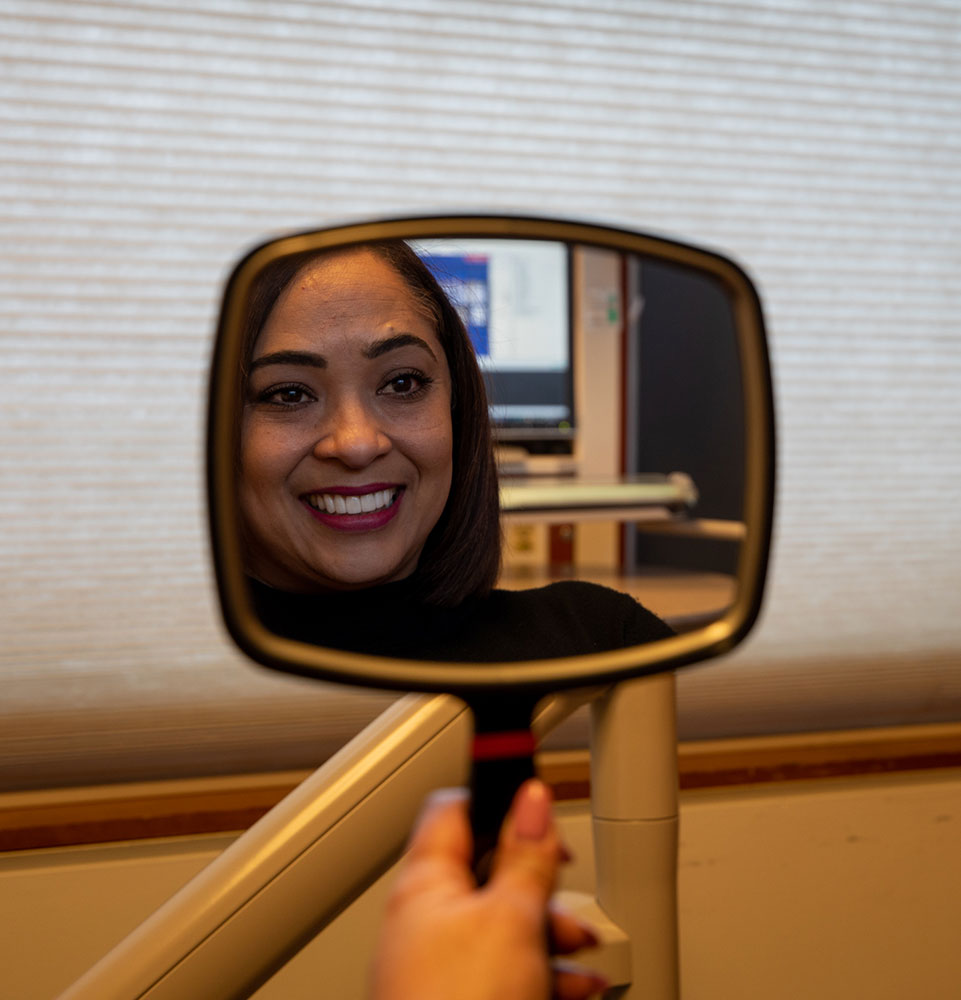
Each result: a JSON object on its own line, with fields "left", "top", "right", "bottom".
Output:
{"left": 413, "top": 238, "right": 574, "bottom": 452}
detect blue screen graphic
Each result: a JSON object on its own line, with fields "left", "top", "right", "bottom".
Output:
{"left": 419, "top": 254, "right": 490, "bottom": 356}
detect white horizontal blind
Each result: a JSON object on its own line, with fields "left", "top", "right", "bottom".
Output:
{"left": 2, "top": 0, "right": 959, "bottom": 788}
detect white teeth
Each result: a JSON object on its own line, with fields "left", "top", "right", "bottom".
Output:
{"left": 308, "top": 489, "right": 397, "bottom": 515}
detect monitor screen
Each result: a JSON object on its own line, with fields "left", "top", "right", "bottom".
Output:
{"left": 413, "top": 238, "right": 573, "bottom": 450}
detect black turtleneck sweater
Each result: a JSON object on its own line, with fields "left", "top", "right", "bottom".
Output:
{"left": 249, "top": 576, "right": 673, "bottom": 662}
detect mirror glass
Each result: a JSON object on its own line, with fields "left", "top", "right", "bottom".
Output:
{"left": 208, "top": 218, "right": 772, "bottom": 692}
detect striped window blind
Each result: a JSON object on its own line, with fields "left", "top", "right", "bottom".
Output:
{"left": 2, "top": 0, "right": 959, "bottom": 789}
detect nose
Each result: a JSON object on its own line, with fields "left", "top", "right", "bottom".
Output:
{"left": 312, "top": 396, "right": 392, "bottom": 468}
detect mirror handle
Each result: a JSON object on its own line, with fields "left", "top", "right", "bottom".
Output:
{"left": 468, "top": 696, "right": 539, "bottom": 882}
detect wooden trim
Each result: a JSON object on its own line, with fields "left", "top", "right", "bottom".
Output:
{"left": 3, "top": 723, "right": 960, "bottom": 852}
{"left": 674, "top": 721, "right": 961, "bottom": 789}
{"left": 0, "top": 772, "right": 310, "bottom": 852}
{"left": 538, "top": 721, "right": 961, "bottom": 797}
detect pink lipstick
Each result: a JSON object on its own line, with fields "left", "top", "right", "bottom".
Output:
{"left": 300, "top": 484, "right": 403, "bottom": 532}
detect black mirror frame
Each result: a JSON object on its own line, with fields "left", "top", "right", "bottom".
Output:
{"left": 207, "top": 215, "right": 775, "bottom": 696}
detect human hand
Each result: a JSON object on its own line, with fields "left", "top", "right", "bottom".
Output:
{"left": 370, "top": 779, "right": 607, "bottom": 1000}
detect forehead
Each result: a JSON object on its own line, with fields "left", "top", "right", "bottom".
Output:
{"left": 258, "top": 249, "right": 439, "bottom": 351}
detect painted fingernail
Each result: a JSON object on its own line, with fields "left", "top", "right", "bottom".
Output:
{"left": 579, "top": 921, "right": 600, "bottom": 948}
{"left": 589, "top": 973, "right": 609, "bottom": 995}
{"left": 514, "top": 779, "right": 552, "bottom": 840}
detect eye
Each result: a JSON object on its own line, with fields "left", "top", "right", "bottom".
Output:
{"left": 379, "top": 370, "right": 432, "bottom": 398}
{"left": 253, "top": 382, "right": 316, "bottom": 408}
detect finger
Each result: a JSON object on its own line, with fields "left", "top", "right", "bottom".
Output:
{"left": 546, "top": 905, "right": 600, "bottom": 956}
{"left": 406, "top": 787, "right": 471, "bottom": 853}
{"left": 552, "top": 961, "right": 610, "bottom": 1000}
{"left": 488, "top": 779, "right": 562, "bottom": 906}
{"left": 397, "top": 788, "right": 474, "bottom": 891}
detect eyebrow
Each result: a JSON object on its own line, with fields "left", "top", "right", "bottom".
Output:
{"left": 249, "top": 334, "right": 437, "bottom": 373}
{"left": 249, "top": 349, "right": 326, "bottom": 373}
{"left": 364, "top": 333, "right": 438, "bottom": 362}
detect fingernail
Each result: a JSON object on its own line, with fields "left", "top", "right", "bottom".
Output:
{"left": 579, "top": 921, "right": 600, "bottom": 949}
{"left": 514, "top": 779, "right": 552, "bottom": 840}
{"left": 589, "top": 973, "right": 609, "bottom": 995}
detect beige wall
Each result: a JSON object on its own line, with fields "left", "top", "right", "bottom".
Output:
{"left": 3, "top": 768, "right": 959, "bottom": 1000}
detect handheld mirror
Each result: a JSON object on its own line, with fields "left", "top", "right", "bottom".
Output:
{"left": 207, "top": 215, "right": 775, "bottom": 867}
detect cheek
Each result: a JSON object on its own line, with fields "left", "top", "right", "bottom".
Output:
{"left": 421, "top": 415, "right": 453, "bottom": 486}
{"left": 241, "top": 423, "right": 296, "bottom": 498}
{"left": 429, "top": 430, "right": 454, "bottom": 516}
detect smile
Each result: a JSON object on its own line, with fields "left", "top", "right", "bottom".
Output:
{"left": 303, "top": 487, "right": 399, "bottom": 516}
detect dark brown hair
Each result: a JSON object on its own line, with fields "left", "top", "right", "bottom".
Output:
{"left": 241, "top": 239, "right": 501, "bottom": 606}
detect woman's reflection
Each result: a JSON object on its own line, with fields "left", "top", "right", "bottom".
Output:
{"left": 240, "top": 241, "right": 672, "bottom": 660}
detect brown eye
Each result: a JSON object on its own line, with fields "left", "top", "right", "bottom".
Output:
{"left": 380, "top": 370, "right": 432, "bottom": 398}
{"left": 274, "top": 387, "right": 308, "bottom": 404}
{"left": 254, "top": 383, "right": 315, "bottom": 407}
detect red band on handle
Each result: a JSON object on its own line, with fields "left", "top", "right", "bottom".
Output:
{"left": 472, "top": 730, "right": 536, "bottom": 761}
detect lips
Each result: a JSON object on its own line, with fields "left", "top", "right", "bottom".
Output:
{"left": 304, "top": 487, "right": 398, "bottom": 516}
{"left": 299, "top": 484, "right": 403, "bottom": 532}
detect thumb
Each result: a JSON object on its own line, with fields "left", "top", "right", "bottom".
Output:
{"left": 488, "top": 779, "right": 562, "bottom": 905}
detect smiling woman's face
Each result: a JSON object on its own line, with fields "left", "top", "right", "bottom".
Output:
{"left": 240, "top": 248, "right": 454, "bottom": 593}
